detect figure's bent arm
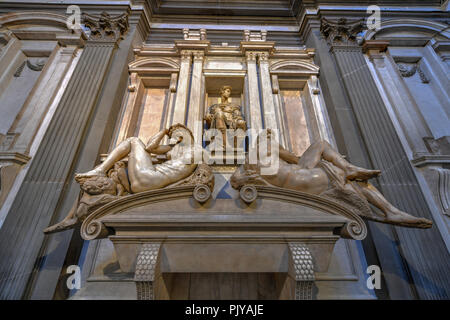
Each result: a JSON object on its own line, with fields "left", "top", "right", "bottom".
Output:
{"left": 150, "top": 145, "right": 172, "bottom": 155}
{"left": 145, "top": 129, "right": 168, "bottom": 152}
{"left": 279, "top": 145, "right": 299, "bottom": 164}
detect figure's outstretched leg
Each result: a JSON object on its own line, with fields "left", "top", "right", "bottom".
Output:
{"left": 75, "top": 139, "right": 133, "bottom": 179}
{"left": 298, "top": 140, "right": 380, "bottom": 181}
{"left": 76, "top": 129, "right": 172, "bottom": 180}
{"left": 43, "top": 199, "right": 79, "bottom": 234}
{"left": 354, "top": 181, "right": 432, "bottom": 229}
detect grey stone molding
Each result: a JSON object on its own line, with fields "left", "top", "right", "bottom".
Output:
{"left": 411, "top": 155, "right": 450, "bottom": 167}
{"left": 79, "top": 184, "right": 366, "bottom": 242}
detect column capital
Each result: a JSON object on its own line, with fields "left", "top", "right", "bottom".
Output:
{"left": 180, "top": 49, "right": 193, "bottom": 62}
{"left": 258, "top": 51, "right": 270, "bottom": 63}
{"left": 82, "top": 11, "right": 129, "bottom": 44}
{"left": 245, "top": 51, "right": 272, "bottom": 63}
{"left": 245, "top": 51, "right": 257, "bottom": 61}
{"left": 320, "top": 17, "right": 365, "bottom": 48}
{"left": 192, "top": 50, "right": 205, "bottom": 62}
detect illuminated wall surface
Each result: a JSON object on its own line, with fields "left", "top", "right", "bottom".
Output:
{"left": 0, "top": 0, "right": 449, "bottom": 300}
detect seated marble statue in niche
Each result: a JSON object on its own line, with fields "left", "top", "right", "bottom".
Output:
{"left": 204, "top": 85, "right": 247, "bottom": 148}
{"left": 231, "top": 130, "right": 432, "bottom": 229}
{"left": 44, "top": 124, "right": 213, "bottom": 234}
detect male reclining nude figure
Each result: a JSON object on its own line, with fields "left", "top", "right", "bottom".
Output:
{"left": 231, "top": 132, "right": 432, "bottom": 229}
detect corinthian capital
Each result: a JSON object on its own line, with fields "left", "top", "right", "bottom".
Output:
{"left": 258, "top": 52, "right": 269, "bottom": 62}
{"left": 180, "top": 50, "right": 192, "bottom": 62}
{"left": 320, "top": 17, "right": 364, "bottom": 47}
{"left": 193, "top": 50, "right": 205, "bottom": 62}
{"left": 246, "top": 51, "right": 257, "bottom": 61}
{"left": 82, "top": 11, "right": 129, "bottom": 42}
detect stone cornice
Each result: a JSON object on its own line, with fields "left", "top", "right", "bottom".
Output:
{"left": 240, "top": 41, "right": 275, "bottom": 55}
{"left": 174, "top": 40, "right": 211, "bottom": 53}
{"left": 0, "top": 152, "right": 30, "bottom": 165}
{"left": 362, "top": 40, "right": 389, "bottom": 54}
{"left": 412, "top": 155, "right": 450, "bottom": 167}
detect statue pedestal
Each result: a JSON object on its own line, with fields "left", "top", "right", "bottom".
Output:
{"left": 80, "top": 186, "right": 366, "bottom": 299}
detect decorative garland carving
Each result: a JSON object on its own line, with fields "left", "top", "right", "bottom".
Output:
{"left": 13, "top": 61, "right": 26, "bottom": 77}
{"left": 14, "top": 59, "right": 46, "bottom": 77}
{"left": 26, "top": 59, "right": 46, "bottom": 72}
{"left": 417, "top": 66, "right": 430, "bottom": 83}
{"left": 396, "top": 62, "right": 430, "bottom": 83}
{"left": 397, "top": 62, "right": 417, "bottom": 77}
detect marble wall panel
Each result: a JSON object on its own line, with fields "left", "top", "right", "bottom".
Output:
{"left": 137, "top": 88, "right": 169, "bottom": 141}
{"left": 280, "top": 89, "right": 310, "bottom": 156}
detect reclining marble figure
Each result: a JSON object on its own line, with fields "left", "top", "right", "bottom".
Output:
{"left": 231, "top": 130, "right": 432, "bottom": 229}
{"left": 44, "top": 124, "right": 201, "bottom": 234}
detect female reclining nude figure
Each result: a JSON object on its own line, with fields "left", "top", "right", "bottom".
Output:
{"left": 231, "top": 134, "right": 432, "bottom": 229}
{"left": 76, "top": 124, "right": 196, "bottom": 193}
{"left": 44, "top": 124, "right": 197, "bottom": 233}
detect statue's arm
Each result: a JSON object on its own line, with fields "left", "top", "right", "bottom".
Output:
{"left": 204, "top": 105, "right": 215, "bottom": 121}
{"left": 149, "top": 145, "right": 172, "bottom": 155}
{"left": 279, "top": 145, "right": 300, "bottom": 164}
{"left": 233, "top": 106, "right": 244, "bottom": 118}
{"left": 145, "top": 128, "right": 169, "bottom": 152}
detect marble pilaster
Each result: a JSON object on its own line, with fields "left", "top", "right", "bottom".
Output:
{"left": 321, "top": 18, "right": 450, "bottom": 299}
{"left": 258, "top": 52, "right": 278, "bottom": 132}
{"left": 172, "top": 50, "right": 192, "bottom": 125}
{"left": 187, "top": 50, "right": 205, "bottom": 144}
{"left": 245, "top": 52, "right": 263, "bottom": 132}
{"left": 0, "top": 12, "right": 129, "bottom": 299}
